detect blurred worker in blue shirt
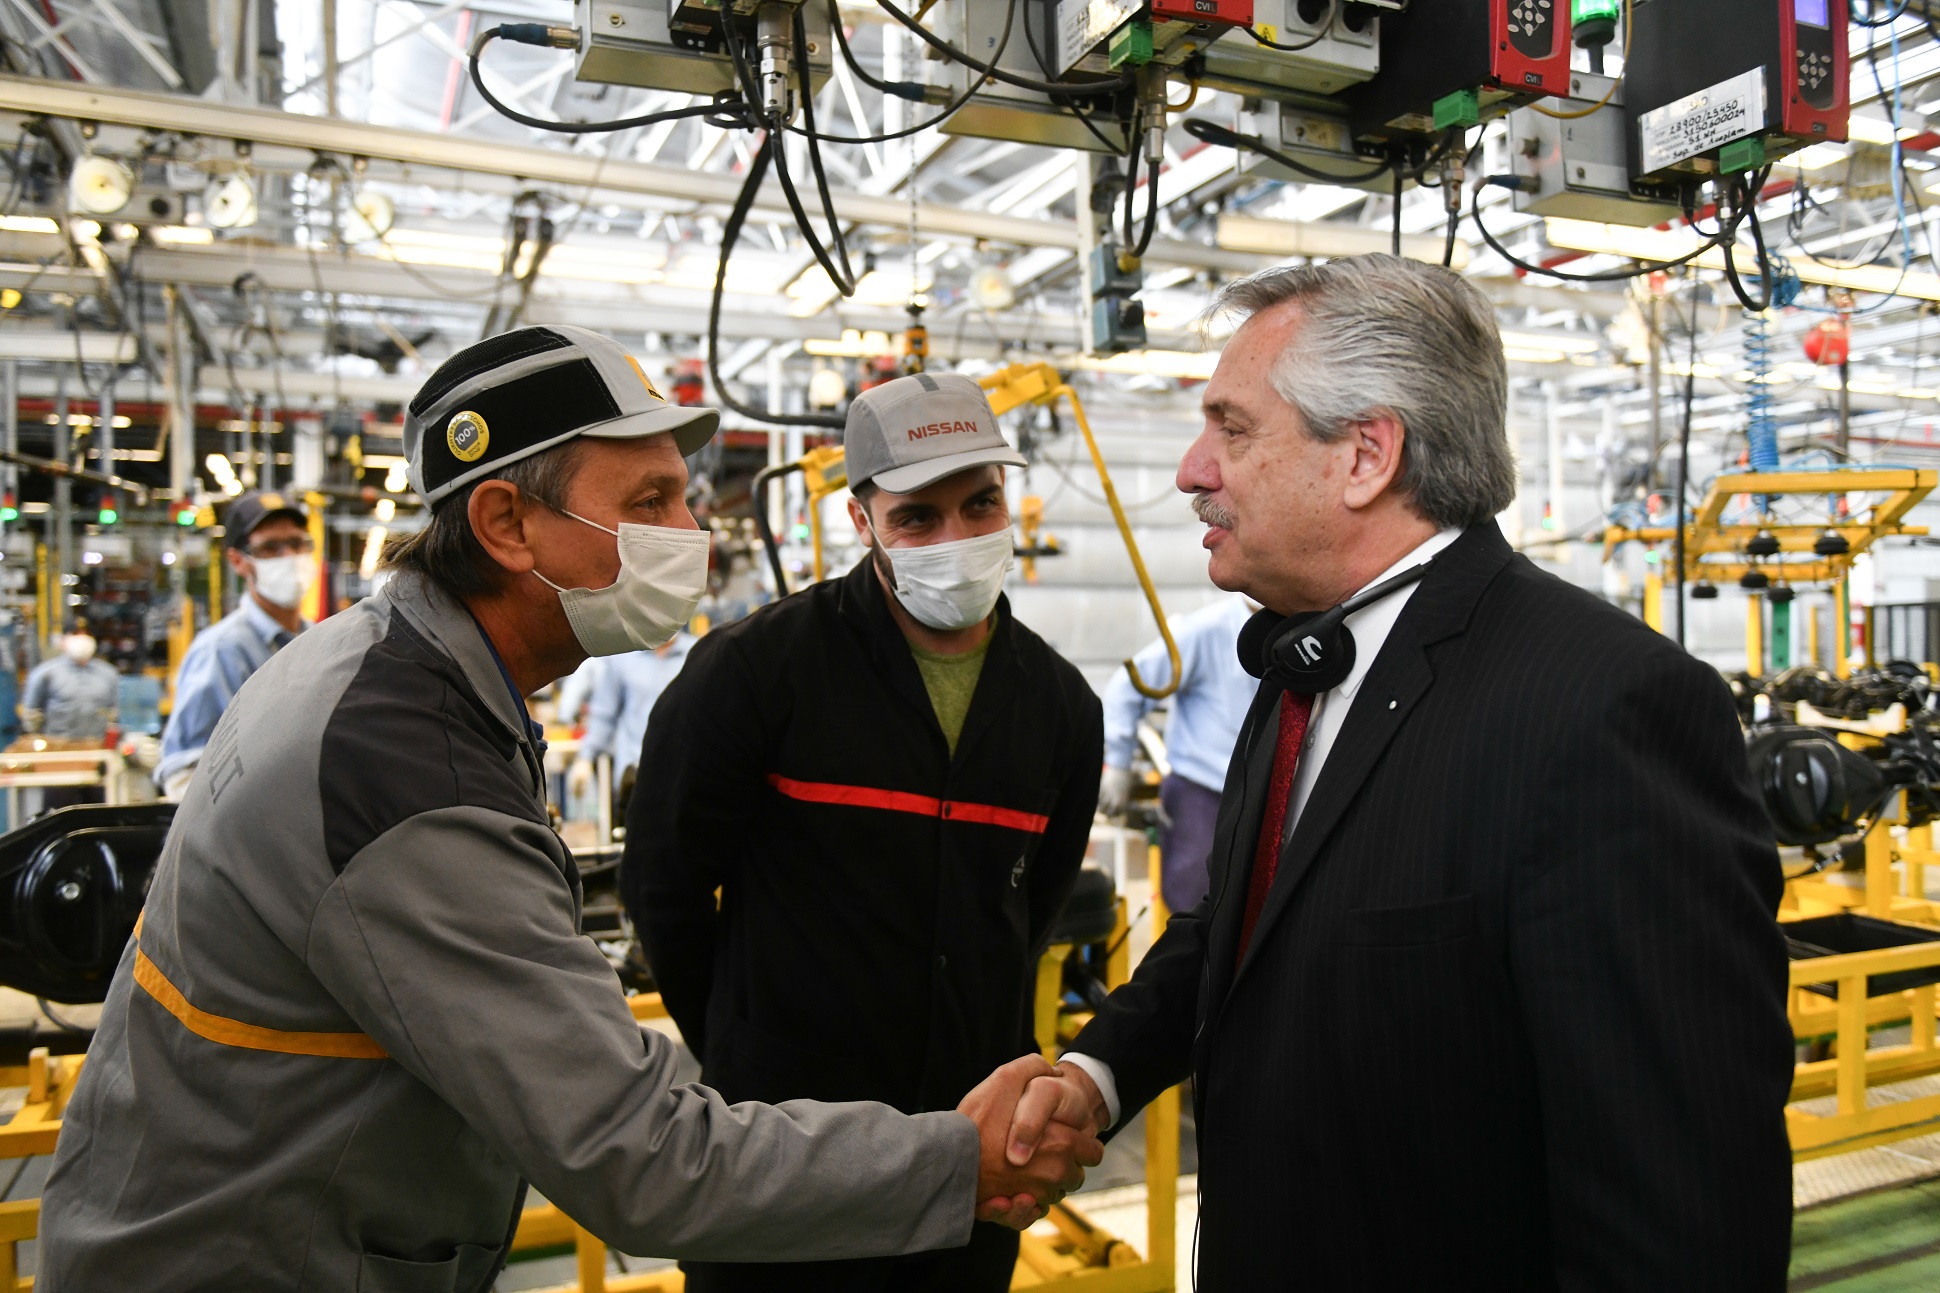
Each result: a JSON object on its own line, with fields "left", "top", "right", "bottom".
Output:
{"left": 568, "top": 632, "right": 694, "bottom": 808}
{"left": 22, "top": 628, "right": 120, "bottom": 743}
{"left": 155, "top": 492, "right": 314, "bottom": 799}
{"left": 1098, "top": 595, "right": 1257, "bottom": 912}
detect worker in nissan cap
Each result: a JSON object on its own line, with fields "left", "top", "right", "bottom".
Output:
{"left": 624, "top": 371, "right": 1105, "bottom": 1293}
{"left": 39, "top": 328, "right": 1099, "bottom": 1292}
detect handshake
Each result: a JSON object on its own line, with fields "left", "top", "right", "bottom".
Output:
{"left": 956, "top": 1055, "right": 1112, "bottom": 1230}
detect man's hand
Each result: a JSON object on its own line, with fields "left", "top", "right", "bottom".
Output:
{"left": 958, "top": 1055, "right": 1104, "bottom": 1230}
{"left": 1004, "top": 1063, "right": 1109, "bottom": 1167}
{"left": 1097, "top": 766, "right": 1134, "bottom": 817}
{"left": 567, "top": 758, "right": 595, "bottom": 801}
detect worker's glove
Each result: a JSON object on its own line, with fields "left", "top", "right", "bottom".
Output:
{"left": 122, "top": 734, "right": 162, "bottom": 769}
{"left": 18, "top": 708, "right": 41, "bottom": 735}
{"left": 567, "top": 758, "right": 596, "bottom": 801}
{"left": 1097, "top": 765, "right": 1134, "bottom": 818}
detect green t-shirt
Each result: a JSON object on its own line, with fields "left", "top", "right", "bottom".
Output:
{"left": 908, "top": 635, "right": 992, "bottom": 757}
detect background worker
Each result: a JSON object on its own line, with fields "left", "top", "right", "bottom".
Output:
{"left": 21, "top": 627, "right": 119, "bottom": 747}
{"left": 153, "top": 491, "right": 314, "bottom": 799}
{"left": 1097, "top": 594, "right": 1257, "bottom": 913}
{"left": 20, "top": 625, "right": 120, "bottom": 810}
{"left": 40, "top": 327, "right": 1097, "bottom": 1292}
{"left": 624, "top": 372, "right": 1105, "bottom": 1293}
{"left": 567, "top": 631, "right": 695, "bottom": 813}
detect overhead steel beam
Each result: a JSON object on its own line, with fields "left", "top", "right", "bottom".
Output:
{"left": 0, "top": 74, "right": 1269, "bottom": 273}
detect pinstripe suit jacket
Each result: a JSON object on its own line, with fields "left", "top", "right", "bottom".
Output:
{"left": 1070, "top": 521, "right": 1794, "bottom": 1291}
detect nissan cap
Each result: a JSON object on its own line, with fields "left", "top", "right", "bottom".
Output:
{"left": 403, "top": 325, "right": 719, "bottom": 506}
{"left": 843, "top": 372, "right": 1026, "bottom": 495}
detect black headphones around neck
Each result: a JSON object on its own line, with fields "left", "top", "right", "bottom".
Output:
{"left": 1239, "top": 563, "right": 1434, "bottom": 694}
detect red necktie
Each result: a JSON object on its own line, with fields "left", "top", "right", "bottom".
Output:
{"left": 1235, "top": 692, "right": 1315, "bottom": 966}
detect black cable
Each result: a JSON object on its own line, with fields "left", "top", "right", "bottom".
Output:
{"left": 1674, "top": 300, "right": 1698, "bottom": 649}
{"left": 1391, "top": 162, "right": 1402, "bottom": 256}
{"left": 707, "top": 136, "right": 845, "bottom": 429}
{"left": 802, "top": 0, "right": 1014, "bottom": 143}
{"left": 792, "top": 5, "right": 855, "bottom": 289}
{"left": 1243, "top": 20, "right": 1329, "bottom": 53}
{"left": 1442, "top": 201, "right": 1459, "bottom": 267}
{"left": 469, "top": 28, "right": 746, "bottom": 132}
{"left": 1121, "top": 103, "right": 1142, "bottom": 248}
{"left": 1182, "top": 117, "right": 1394, "bottom": 185}
{"left": 1719, "top": 170, "right": 1778, "bottom": 312}
{"left": 1851, "top": 0, "right": 1912, "bottom": 26}
{"left": 1020, "top": 1, "right": 1132, "bottom": 154}
{"left": 877, "top": 0, "right": 1133, "bottom": 95}
{"left": 1471, "top": 181, "right": 1751, "bottom": 281}
{"left": 827, "top": 0, "right": 926, "bottom": 101}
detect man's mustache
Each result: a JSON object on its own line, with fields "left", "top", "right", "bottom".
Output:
{"left": 1193, "top": 494, "right": 1237, "bottom": 530}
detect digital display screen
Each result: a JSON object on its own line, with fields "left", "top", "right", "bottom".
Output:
{"left": 1796, "top": 0, "right": 1829, "bottom": 28}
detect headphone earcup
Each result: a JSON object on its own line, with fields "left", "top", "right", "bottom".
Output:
{"left": 1264, "top": 613, "right": 1357, "bottom": 694}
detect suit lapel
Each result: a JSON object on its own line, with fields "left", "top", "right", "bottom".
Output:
{"left": 1224, "top": 523, "right": 1517, "bottom": 992}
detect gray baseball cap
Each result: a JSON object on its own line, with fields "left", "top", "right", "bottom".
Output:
{"left": 843, "top": 372, "right": 1027, "bottom": 494}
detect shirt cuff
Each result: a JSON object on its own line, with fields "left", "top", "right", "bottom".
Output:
{"left": 1058, "top": 1053, "right": 1121, "bottom": 1131}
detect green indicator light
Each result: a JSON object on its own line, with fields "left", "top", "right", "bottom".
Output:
{"left": 176, "top": 508, "right": 197, "bottom": 526}
{"left": 0, "top": 508, "right": 16, "bottom": 523}
{"left": 1572, "top": 0, "right": 1620, "bottom": 20}
{"left": 98, "top": 507, "right": 117, "bottom": 525}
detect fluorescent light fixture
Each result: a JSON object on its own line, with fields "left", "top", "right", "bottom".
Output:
{"left": 374, "top": 497, "right": 396, "bottom": 522}
{"left": 1845, "top": 116, "right": 1918, "bottom": 147}
{"left": 1217, "top": 214, "right": 1470, "bottom": 269}
{"left": 1500, "top": 329, "right": 1602, "bottom": 355}
{"left": 360, "top": 527, "right": 388, "bottom": 579}
{"left": 803, "top": 329, "right": 896, "bottom": 357}
{"left": 0, "top": 216, "right": 57, "bottom": 235}
{"left": 1544, "top": 217, "right": 1940, "bottom": 303}
{"left": 151, "top": 225, "right": 213, "bottom": 246}
{"left": 1503, "top": 346, "right": 1571, "bottom": 364}
{"left": 1069, "top": 349, "right": 1221, "bottom": 380}
{"left": 1781, "top": 142, "right": 1850, "bottom": 171}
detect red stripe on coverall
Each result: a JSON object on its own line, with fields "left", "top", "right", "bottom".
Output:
{"left": 765, "top": 774, "right": 1050, "bottom": 835}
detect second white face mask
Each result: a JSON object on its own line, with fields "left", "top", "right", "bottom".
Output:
{"left": 252, "top": 555, "right": 314, "bottom": 610}
{"left": 535, "top": 512, "right": 711, "bottom": 656}
{"left": 874, "top": 526, "right": 1014, "bottom": 631}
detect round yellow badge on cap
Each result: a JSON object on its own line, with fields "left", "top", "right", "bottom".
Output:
{"left": 447, "top": 410, "right": 489, "bottom": 463}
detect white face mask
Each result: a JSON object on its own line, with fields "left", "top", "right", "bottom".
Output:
{"left": 251, "top": 555, "right": 315, "bottom": 610}
{"left": 62, "top": 634, "right": 96, "bottom": 665}
{"left": 534, "top": 511, "right": 711, "bottom": 656}
{"left": 870, "top": 523, "right": 1014, "bottom": 631}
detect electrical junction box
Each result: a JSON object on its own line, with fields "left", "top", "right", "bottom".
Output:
{"left": 1054, "top": 0, "right": 1250, "bottom": 78}
{"left": 1089, "top": 244, "right": 1146, "bottom": 354}
{"left": 1346, "top": 0, "right": 1573, "bottom": 144}
{"left": 574, "top": 0, "right": 832, "bottom": 96}
{"left": 928, "top": 0, "right": 1131, "bottom": 153}
{"left": 1506, "top": 72, "right": 1683, "bottom": 225}
{"left": 1624, "top": 0, "right": 1849, "bottom": 187}
{"left": 1198, "top": 0, "right": 1380, "bottom": 101}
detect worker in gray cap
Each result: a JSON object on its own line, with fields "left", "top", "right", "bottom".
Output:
{"left": 40, "top": 329, "right": 1097, "bottom": 1292}
{"left": 154, "top": 490, "right": 315, "bottom": 799}
{"left": 624, "top": 371, "right": 1105, "bottom": 1293}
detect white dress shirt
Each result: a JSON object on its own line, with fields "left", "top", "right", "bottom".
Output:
{"left": 1064, "top": 526, "right": 1463, "bottom": 1128}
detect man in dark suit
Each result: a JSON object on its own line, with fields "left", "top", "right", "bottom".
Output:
{"left": 1001, "top": 255, "right": 1795, "bottom": 1290}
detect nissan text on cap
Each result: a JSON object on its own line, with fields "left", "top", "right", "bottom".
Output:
{"left": 402, "top": 324, "right": 721, "bottom": 507}
{"left": 843, "top": 372, "right": 1027, "bottom": 495}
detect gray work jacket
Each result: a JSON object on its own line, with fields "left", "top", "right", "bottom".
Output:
{"left": 39, "top": 571, "right": 977, "bottom": 1292}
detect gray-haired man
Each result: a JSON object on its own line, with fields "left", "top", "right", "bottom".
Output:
{"left": 39, "top": 327, "right": 1098, "bottom": 1291}
{"left": 999, "top": 256, "right": 1792, "bottom": 1290}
